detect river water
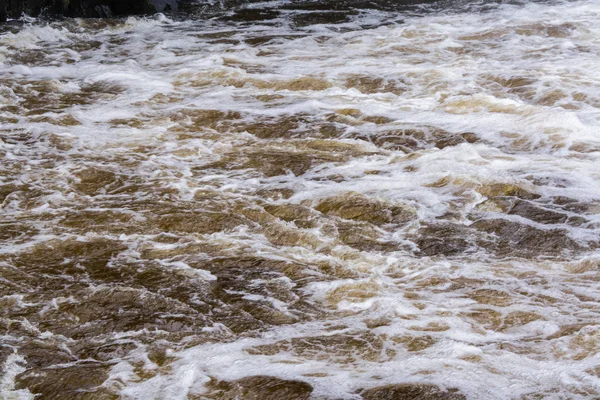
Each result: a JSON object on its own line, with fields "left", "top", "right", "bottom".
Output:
{"left": 1, "top": 0, "right": 600, "bottom": 398}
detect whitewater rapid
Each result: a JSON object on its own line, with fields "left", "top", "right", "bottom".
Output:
{"left": 1, "top": 0, "right": 600, "bottom": 398}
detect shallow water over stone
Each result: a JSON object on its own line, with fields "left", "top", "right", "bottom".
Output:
{"left": 1, "top": 0, "right": 600, "bottom": 398}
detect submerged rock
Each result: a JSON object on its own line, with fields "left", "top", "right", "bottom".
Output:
{"left": 315, "top": 192, "right": 416, "bottom": 225}
{"left": 247, "top": 331, "right": 389, "bottom": 363}
{"left": 16, "top": 363, "right": 112, "bottom": 400}
{"left": 361, "top": 383, "right": 466, "bottom": 400}
{"left": 208, "top": 375, "right": 313, "bottom": 400}
{"left": 414, "top": 216, "right": 589, "bottom": 258}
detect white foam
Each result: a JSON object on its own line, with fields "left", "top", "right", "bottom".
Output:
{"left": 0, "top": 354, "right": 35, "bottom": 400}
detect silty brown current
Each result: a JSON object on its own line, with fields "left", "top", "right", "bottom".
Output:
{"left": 1, "top": 0, "right": 600, "bottom": 398}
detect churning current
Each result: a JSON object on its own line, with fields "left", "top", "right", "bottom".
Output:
{"left": 1, "top": 0, "right": 600, "bottom": 398}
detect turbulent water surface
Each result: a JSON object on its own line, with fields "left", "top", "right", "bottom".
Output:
{"left": 1, "top": 0, "right": 600, "bottom": 398}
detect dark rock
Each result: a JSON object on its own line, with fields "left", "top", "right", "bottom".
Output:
{"left": 506, "top": 199, "right": 570, "bottom": 225}
{"left": 279, "top": 0, "right": 438, "bottom": 12}
{"left": 19, "top": 342, "right": 76, "bottom": 368}
{"left": 361, "top": 383, "right": 466, "bottom": 400}
{"left": 475, "top": 197, "right": 578, "bottom": 226}
{"left": 0, "top": 1, "right": 7, "bottom": 22}
{"left": 148, "top": 0, "right": 177, "bottom": 12}
{"left": 414, "top": 217, "right": 589, "bottom": 258}
{"left": 291, "top": 10, "right": 353, "bottom": 27}
{"left": 415, "top": 223, "right": 476, "bottom": 257}
{"left": 0, "top": 0, "right": 179, "bottom": 21}
{"left": 471, "top": 218, "right": 582, "bottom": 257}
{"left": 224, "top": 8, "right": 280, "bottom": 22}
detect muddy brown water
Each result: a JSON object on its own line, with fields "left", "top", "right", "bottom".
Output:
{"left": 1, "top": 0, "right": 600, "bottom": 398}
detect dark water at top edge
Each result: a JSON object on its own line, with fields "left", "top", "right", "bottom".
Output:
{"left": 0, "top": 0, "right": 565, "bottom": 28}
{"left": 180, "top": 0, "right": 562, "bottom": 21}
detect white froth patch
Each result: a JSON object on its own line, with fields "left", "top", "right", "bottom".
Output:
{"left": 161, "top": 260, "right": 217, "bottom": 281}
{"left": 0, "top": 354, "right": 35, "bottom": 400}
